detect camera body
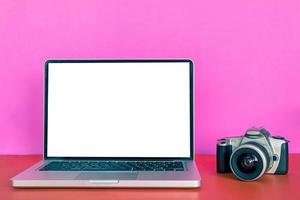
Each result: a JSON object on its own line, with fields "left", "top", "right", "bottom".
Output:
{"left": 217, "top": 128, "right": 288, "bottom": 181}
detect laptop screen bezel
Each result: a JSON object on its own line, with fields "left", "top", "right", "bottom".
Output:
{"left": 44, "top": 59, "right": 194, "bottom": 160}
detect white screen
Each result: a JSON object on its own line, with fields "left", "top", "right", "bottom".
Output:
{"left": 47, "top": 62, "right": 191, "bottom": 157}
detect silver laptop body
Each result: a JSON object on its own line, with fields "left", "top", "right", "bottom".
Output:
{"left": 11, "top": 59, "right": 201, "bottom": 188}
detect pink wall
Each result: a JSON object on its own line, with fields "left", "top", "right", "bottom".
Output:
{"left": 0, "top": 0, "right": 300, "bottom": 154}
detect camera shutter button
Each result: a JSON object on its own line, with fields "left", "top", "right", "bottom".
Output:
{"left": 272, "top": 136, "right": 285, "bottom": 140}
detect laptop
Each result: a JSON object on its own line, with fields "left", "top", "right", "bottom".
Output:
{"left": 11, "top": 59, "right": 201, "bottom": 188}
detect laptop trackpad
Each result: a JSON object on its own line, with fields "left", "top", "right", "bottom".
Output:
{"left": 76, "top": 172, "right": 138, "bottom": 180}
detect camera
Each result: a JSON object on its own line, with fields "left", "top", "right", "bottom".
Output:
{"left": 217, "top": 127, "right": 288, "bottom": 181}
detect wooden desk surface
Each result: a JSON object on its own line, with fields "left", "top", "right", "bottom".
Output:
{"left": 1, "top": 154, "right": 300, "bottom": 200}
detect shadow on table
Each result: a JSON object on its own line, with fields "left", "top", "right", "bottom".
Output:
{"left": 11, "top": 187, "right": 201, "bottom": 200}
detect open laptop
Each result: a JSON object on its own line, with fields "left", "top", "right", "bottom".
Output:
{"left": 11, "top": 59, "right": 201, "bottom": 188}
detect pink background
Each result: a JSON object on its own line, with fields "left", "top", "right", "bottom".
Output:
{"left": 0, "top": 0, "right": 300, "bottom": 155}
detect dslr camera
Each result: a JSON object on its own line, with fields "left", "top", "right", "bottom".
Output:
{"left": 217, "top": 127, "right": 288, "bottom": 181}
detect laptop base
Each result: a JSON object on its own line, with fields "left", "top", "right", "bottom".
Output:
{"left": 11, "top": 160, "right": 201, "bottom": 188}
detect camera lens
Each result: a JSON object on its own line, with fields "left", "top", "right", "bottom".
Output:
{"left": 230, "top": 143, "right": 270, "bottom": 181}
{"left": 237, "top": 153, "right": 258, "bottom": 173}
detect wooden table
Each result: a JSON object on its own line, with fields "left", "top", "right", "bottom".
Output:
{"left": 1, "top": 154, "right": 300, "bottom": 200}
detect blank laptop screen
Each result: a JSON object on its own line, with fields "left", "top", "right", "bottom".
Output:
{"left": 46, "top": 61, "right": 191, "bottom": 158}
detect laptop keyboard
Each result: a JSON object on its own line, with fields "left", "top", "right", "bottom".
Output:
{"left": 40, "top": 161, "right": 185, "bottom": 171}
